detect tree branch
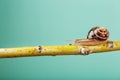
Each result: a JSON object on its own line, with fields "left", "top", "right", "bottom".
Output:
{"left": 0, "top": 41, "right": 120, "bottom": 58}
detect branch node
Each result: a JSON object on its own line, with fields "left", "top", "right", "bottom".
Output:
{"left": 36, "top": 46, "right": 42, "bottom": 53}
{"left": 107, "top": 41, "right": 114, "bottom": 48}
{"left": 80, "top": 47, "right": 90, "bottom": 55}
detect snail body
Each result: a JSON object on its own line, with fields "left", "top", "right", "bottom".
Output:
{"left": 74, "top": 26, "right": 109, "bottom": 46}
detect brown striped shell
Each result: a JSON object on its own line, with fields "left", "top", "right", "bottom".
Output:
{"left": 87, "top": 26, "right": 109, "bottom": 41}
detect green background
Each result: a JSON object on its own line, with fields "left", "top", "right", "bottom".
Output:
{"left": 0, "top": 0, "right": 120, "bottom": 80}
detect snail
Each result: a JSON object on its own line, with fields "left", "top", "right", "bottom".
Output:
{"left": 74, "top": 26, "right": 110, "bottom": 46}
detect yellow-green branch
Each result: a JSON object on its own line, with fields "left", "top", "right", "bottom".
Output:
{"left": 0, "top": 41, "right": 120, "bottom": 58}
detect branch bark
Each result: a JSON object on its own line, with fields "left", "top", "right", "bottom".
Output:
{"left": 0, "top": 41, "right": 120, "bottom": 58}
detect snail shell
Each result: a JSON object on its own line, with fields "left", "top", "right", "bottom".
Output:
{"left": 87, "top": 26, "right": 109, "bottom": 41}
